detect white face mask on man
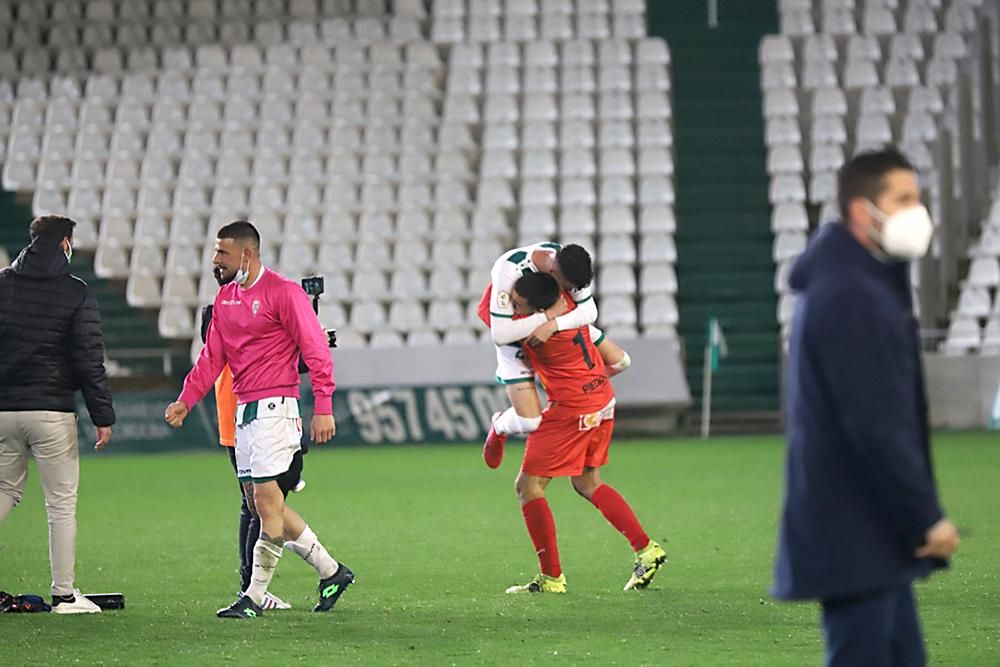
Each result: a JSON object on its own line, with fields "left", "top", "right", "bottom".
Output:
{"left": 865, "top": 202, "right": 935, "bottom": 260}
{"left": 233, "top": 250, "right": 250, "bottom": 286}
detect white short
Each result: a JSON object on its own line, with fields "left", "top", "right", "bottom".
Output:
{"left": 234, "top": 397, "right": 303, "bottom": 483}
{"left": 494, "top": 325, "right": 605, "bottom": 385}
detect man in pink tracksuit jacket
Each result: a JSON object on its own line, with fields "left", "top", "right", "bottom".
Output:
{"left": 165, "top": 221, "right": 354, "bottom": 619}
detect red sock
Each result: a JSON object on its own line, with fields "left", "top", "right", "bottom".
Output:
{"left": 521, "top": 498, "right": 562, "bottom": 578}
{"left": 591, "top": 484, "right": 650, "bottom": 552}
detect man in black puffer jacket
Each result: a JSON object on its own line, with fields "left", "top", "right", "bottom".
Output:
{"left": 0, "top": 215, "right": 115, "bottom": 614}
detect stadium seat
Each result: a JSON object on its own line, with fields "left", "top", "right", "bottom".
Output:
{"left": 432, "top": 209, "right": 469, "bottom": 239}
{"left": 639, "top": 205, "right": 676, "bottom": 233}
{"left": 599, "top": 205, "right": 635, "bottom": 234}
{"left": 957, "top": 286, "right": 992, "bottom": 318}
{"left": 428, "top": 299, "right": 465, "bottom": 329}
{"left": 135, "top": 215, "right": 171, "bottom": 247}
{"left": 773, "top": 231, "right": 807, "bottom": 262}
{"left": 968, "top": 257, "right": 1000, "bottom": 288}
{"left": 561, "top": 178, "right": 597, "bottom": 207}
{"left": 945, "top": 3, "right": 977, "bottom": 33}
{"left": 809, "top": 143, "right": 845, "bottom": 173}
{"left": 862, "top": 6, "right": 896, "bottom": 35}
{"left": 926, "top": 59, "right": 958, "bottom": 87}
{"left": 802, "top": 60, "right": 838, "bottom": 90}
{"left": 767, "top": 146, "right": 804, "bottom": 175}
{"left": 442, "top": 328, "right": 477, "bottom": 345}
{"left": 901, "top": 111, "right": 938, "bottom": 143}
{"left": 370, "top": 330, "right": 405, "bottom": 348}
{"left": 159, "top": 305, "right": 195, "bottom": 339}
{"left": 855, "top": 113, "right": 893, "bottom": 145}
{"left": 843, "top": 61, "right": 880, "bottom": 89}
{"left": 518, "top": 207, "right": 557, "bottom": 236}
{"left": 765, "top": 117, "right": 801, "bottom": 147}
{"left": 640, "top": 294, "right": 678, "bottom": 327}
{"left": 771, "top": 202, "right": 810, "bottom": 232}
{"left": 907, "top": 86, "right": 944, "bottom": 115}
{"left": 407, "top": 328, "right": 441, "bottom": 347}
{"left": 600, "top": 295, "right": 637, "bottom": 327}
{"left": 343, "top": 289, "right": 388, "bottom": 328}
{"left": 562, "top": 119, "right": 598, "bottom": 149}
{"left": 94, "top": 245, "right": 130, "bottom": 279}
{"left": 388, "top": 301, "right": 427, "bottom": 331}
{"left": 429, "top": 268, "right": 466, "bottom": 300}
{"left": 803, "top": 33, "right": 837, "bottom": 63}
{"left": 597, "top": 176, "right": 633, "bottom": 207}
{"left": 941, "top": 318, "right": 980, "bottom": 355}
{"left": 769, "top": 174, "right": 806, "bottom": 204}
{"left": 597, "top": 264, "right": 635, "bottom": 296}
{"left": 846, "top": 34, "right": 882, "bottom": 62}
{"left": 639, "top": 263, "right": 676, "bottom": 295}
{"left": 890, "top": 33, "right": 925, "bottom": 62}
{"left": 639, "top": 233, "right": 676, "bottom": 264}
{"left": 903, "top": 4, "right": 938, "bottom": 34}
{"left": 166, "top": 245, "right": 204, "bottom": 276}
{"left": 764, "top": 89, "right": 799, "bottom": 118}
{"left": 559, "top": 205, "right": 597, "bottom": 235}
{"left": 162, "top": 275, "right": 199, "bottom": 306}
{"left": 759, "top": 35, "right": 794, "bottom": 64}
{"left": 858, "top": 86, "right": 896, "bottom": 116}
{"left": 885, "top": 59, "right": 921, "bottom": 88}
{"left": 32, "top": 184, "right": 68, "bottom": 214}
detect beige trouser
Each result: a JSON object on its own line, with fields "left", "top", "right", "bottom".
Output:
{"left": 0, "top": 411, "right": 80, "bottom": 597}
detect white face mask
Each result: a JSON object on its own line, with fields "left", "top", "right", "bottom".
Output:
{"left": 233, "top": 251, "right": 250, "bottom": 286}
{"left": 866, "top": 202, "right": 934, "bottom": 260}
{"left": 63, "top": 240, "right": 72, "bottom": 263}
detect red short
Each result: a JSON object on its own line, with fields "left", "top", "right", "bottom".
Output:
{"left": 521, "top": 416, "right": 614, "bottom": 478}
{"left": 477, "top": 282, "right": 492, "bottom": 328}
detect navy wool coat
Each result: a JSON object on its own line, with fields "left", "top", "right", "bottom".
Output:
{"left": 773, "top": 221, "right": 946, "bottom": 601}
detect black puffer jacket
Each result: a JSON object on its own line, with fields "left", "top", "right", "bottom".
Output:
{"left": 0, "top": 238, "right": 115, "bottom": 426}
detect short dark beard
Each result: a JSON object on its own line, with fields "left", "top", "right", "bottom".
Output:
{"left": 214, "top": 266, "right": 235, "bottom": 286}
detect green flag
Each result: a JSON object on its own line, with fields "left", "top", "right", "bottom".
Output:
{"left": 708, "top": 318, "right": 728, "bottom": 372}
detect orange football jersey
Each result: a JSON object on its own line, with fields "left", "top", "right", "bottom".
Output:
{"left": 520, "top": 317, "right": 613, "bottom": 414}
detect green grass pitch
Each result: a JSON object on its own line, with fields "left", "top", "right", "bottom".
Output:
{"left": 2, "top": 432, "right": 998, "bottom": 665}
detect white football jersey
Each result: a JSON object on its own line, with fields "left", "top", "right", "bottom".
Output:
{"left": 488, "top": 242, "right": 593, "bottom": 321}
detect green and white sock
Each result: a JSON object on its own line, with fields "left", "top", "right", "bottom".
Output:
{"left": 244, "top": 538, "right": 283, "bottom": 606}
{"left": 287, "top": 525, "right": 338, "bottom": 579}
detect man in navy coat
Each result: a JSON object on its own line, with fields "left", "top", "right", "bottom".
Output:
{"left": 773, "top": 147, "right": 960, "bottom": 667}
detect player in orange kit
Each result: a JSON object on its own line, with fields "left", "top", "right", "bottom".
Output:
{"left": 497, "top": 272, "right": 667, "bottom": 594}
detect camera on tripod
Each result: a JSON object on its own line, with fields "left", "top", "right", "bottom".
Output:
{"left": 301, "top": 275, "right": 337, "bottom": 349}
{"left": 301, "top": 275, "right": 324, "bottom": 299}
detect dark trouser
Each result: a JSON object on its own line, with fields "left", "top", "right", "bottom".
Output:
{"left": 226, "top": 447, "right": 303, "bottom": 592}
{"left": 821, "top": 584, "right": 926, "bottom": 667}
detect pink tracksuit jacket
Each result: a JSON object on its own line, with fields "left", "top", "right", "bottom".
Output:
{"left": 178, "top": 268, "right": 335, "bottom": 414}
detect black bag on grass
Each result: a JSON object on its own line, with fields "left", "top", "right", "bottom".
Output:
{"left": 0, "top": 591, "right": 52, "bottom": 613}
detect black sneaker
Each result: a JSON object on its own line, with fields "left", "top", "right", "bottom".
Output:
{"left": 314, "top": 563, "right": 355, "bottom": 612}
{"left": 217, "top": 595, "right": 263, "bottom": 619}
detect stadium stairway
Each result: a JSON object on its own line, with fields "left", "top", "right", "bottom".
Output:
{"left": 0, "top": 189, "right": 183, "bottom": 383}
{"left": 650, "top": 1, "right": 782, "bottom": 425}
